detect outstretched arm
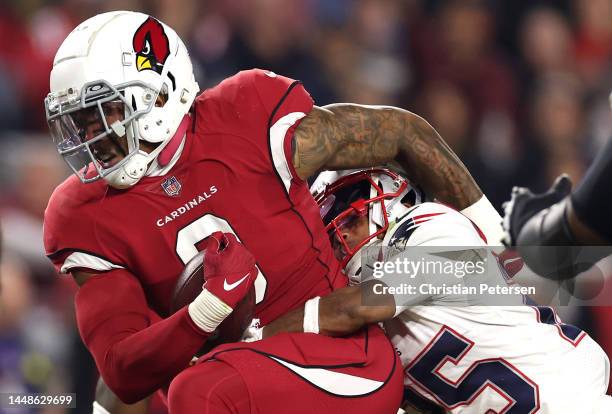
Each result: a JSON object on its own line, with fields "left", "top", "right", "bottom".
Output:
{"left": 504, "top": 174, "right": 610, "bottom": 280}
{"left": 293, "top": 104, "right": 482, "bottom": 210}
{"left": 263, "top": 281, "right": 396, "bottom": 338}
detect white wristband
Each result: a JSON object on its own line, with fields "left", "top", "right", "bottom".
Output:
{"left": 188, "top": 289, "right": 233, "bottom": 332}
{"left": 93, "top": 401, "right": 111, "bottom": 414}
{"left": 303, "top": 296, "right": 321, "bottom": 334}
{"left": 460, "top": 195, "right": 505, "bottom": 246}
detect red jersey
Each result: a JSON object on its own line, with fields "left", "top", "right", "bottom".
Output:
{"left": 44, "top": 69, "right": 345, "bottom": 324}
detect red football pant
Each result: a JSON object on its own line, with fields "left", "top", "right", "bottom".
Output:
{"left": 167, "top": 325, "right": 403, "bottom": 414}
{"left": 168, "top": 360, "right": 250, "bottom": 414}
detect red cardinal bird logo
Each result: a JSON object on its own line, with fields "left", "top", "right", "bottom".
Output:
{"left": 133, "top": 17, "right": 170, "bottom": 74}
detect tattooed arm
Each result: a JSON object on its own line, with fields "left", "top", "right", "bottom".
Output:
{"left": 293, "top": 104, "right": 482, "bottom": 210}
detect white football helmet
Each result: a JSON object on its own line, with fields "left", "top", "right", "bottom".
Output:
{"left": 311, "top": 168, "right": 423, "bottom": 284}
{"left": 45, "top": 11, "right": 199, "bottom": 188}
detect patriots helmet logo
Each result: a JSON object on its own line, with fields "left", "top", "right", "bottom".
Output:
{"left": 133, "top": 17, "right": 170, "bottom": 74}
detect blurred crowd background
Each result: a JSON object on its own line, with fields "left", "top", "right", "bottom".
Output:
{"left": 0, "top": 0, "right": 610, "bottom": 412}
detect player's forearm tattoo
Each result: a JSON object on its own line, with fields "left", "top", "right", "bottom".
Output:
{"left": 293, "top": 104, "right": 482, "bottom": 209}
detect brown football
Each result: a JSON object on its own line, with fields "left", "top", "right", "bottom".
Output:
{"left": 170, "top": 250, "right": 256, "bottom": 355}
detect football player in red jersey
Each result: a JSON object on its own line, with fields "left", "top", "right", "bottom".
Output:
{"left": 43, "top": 11, "right": 495, "bottom": 414}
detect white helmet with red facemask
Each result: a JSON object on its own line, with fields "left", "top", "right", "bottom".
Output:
{"left": 312, "top": 168, "right": 423, "bottom": 285}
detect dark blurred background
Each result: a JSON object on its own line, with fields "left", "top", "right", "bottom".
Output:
{"left": 0, "top": 0, "right": 610, "bottom": 412}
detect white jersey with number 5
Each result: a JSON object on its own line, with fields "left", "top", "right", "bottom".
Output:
{"left": 378, "top": 202, "right": 611, "bottom": 413}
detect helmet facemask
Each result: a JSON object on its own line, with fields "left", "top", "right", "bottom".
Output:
{"left": 45, "top": 79, "right": 158, "bottom": 183}
{"left": 316, "top": 169, "right": 410, "bottom": 271}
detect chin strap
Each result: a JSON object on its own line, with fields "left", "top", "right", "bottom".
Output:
{"left": 104, "top": 115, "right": 190, "bottom": 189}
{"left": 158, "top": 114, "right": 190, "bottom": 166}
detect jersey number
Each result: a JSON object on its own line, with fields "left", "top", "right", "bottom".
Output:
{"left": 406, "top": 326, "right": 539, "bottom": 413}
{"left": 175, "top": 214, "right": 268, "bottom": 304}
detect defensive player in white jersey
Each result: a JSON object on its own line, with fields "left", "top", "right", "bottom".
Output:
{"left": 258, "top": 168, "right": 612, "bottom": 414}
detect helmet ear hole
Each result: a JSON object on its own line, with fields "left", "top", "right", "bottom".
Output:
{"left": 156, "top": 91, "right": 168, "bottom": 107}
{"left": 401, "top": 184, "right": 425, "bottom": 206}
{"left": 401, "top": 191, "right": 415, "bottom": 206}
